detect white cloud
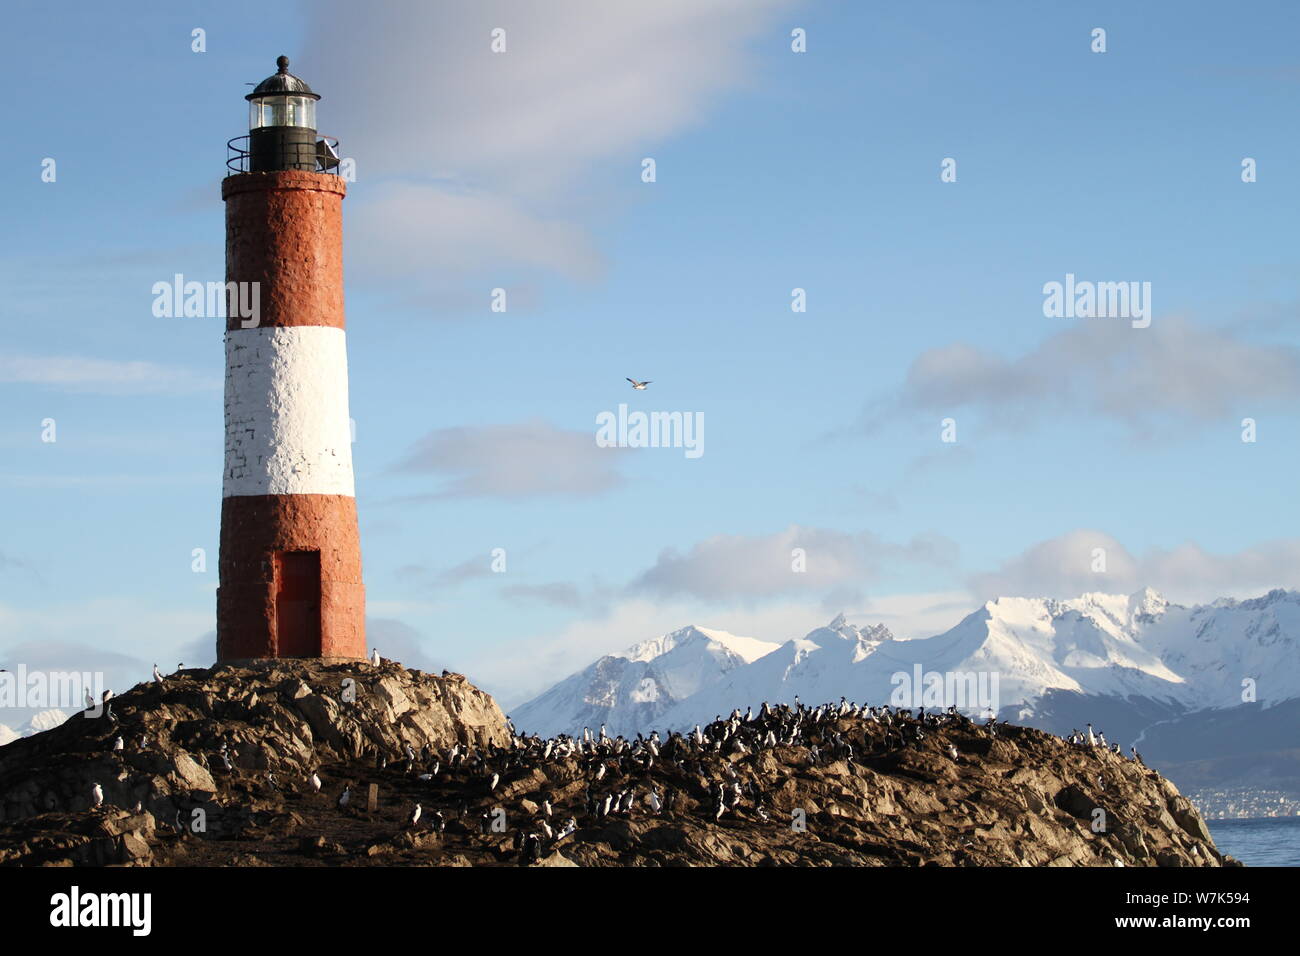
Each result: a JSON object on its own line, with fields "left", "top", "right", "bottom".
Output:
{"left": 969, "top": 529, "right": 1300, "bottom": 605}
{"left": 862, "top": 317, "right": 1300, "bottom": 435}
{"left": 310, "top": 0, "right": 793, "bottom": 188}
{"left": 305, "top": 0, "right": 797, "bottom": 291}
{"left": 0, "top": 353, "right": 218, "bottom": 394}
{"left": 346, "top": 183, "right": 603, "bottom": 286}
{"left": 0, "top": 600, "right": 211, "bottom": 680}
{"left": 391, "top": 419, "right": 629, "bottom": 498}
{"left": 629, "top": 524, "right": 957, "bottom": 602}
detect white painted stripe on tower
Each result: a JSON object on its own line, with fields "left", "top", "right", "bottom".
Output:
{"left": 223, "top": 326, "right": 355, "bottom": 498}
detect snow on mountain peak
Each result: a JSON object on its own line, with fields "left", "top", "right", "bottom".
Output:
{"left": 1128, "top": 587, "right": 1170, "bottom": 623}
{"left": 25, "top": 709, "right": 69, "bottom": 734}
{"left": 983, "top": 588, "right": 1172, "bottom": 636}
{"left": 511, "top": 625, "right": 779, "bottom": 738}
{"left": 809, "top": 615, "right": 895, "bottom": 646}
{"left": 623, "top": 624, "right": 778, "bottom": 665}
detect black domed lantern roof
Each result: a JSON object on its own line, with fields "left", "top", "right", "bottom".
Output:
{"left": 246, "top": 56, "right": 320, "bottom": 102}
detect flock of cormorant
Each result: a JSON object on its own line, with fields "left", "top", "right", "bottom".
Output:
{"left": 78, "top": 666, "right": 1149, "bottom": 862}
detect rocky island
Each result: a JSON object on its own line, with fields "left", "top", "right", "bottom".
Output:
{"left": 0, "top": 660, "right": 1234, "bottom": 867}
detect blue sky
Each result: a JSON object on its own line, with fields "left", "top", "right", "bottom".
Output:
{"left": 1, "top": 0, "right": 1298, "bottom": 710}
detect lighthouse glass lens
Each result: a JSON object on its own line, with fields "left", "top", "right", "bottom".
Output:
{"left": 293, "top": 97, "right": 316, "bottom": 129}
{"left": 250, "top": 96, "right": 316, "bottom": 129}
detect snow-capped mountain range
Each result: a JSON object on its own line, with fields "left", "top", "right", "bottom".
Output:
{"left": 512, "top": 588, "right": 1300, "bottom": 742}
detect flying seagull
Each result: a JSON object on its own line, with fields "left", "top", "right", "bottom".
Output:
{"left": 626, "top": 378, "right": 651, "bottom": 390}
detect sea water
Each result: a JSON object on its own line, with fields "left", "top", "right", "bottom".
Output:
{"left": 1207, "top": 817, "right": 1300, "bottom": 866}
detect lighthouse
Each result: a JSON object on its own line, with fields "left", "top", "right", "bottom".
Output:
{"left": 216, "top": 56, "right": 365, "bottom": 661}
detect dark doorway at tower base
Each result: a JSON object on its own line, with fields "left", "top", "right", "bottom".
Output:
{"left": 275, "top": 550, "right": 321, "bottom": 658}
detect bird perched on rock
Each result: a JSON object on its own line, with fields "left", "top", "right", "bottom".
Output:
{"left": 408, "top": 803, "right": 422, "bottom": 827}
{"left": 338, "top": 786, "right": 351, "bottom": 809}
{"left": 371, "top": 648, "right": 380, "bottom": 666}
{"left": 309, "top": 772, "right": 322, "bottom": 793}
{"left": 112, "top": 736, "right": 124, "bottom": 752}
{"left": 152, "top": 663, "right": 162, "bottom": 682}
{"left": 524, "top": 834, "right": 543, "bottom": 863}
{"left": 91, "top": 783, "right": 104, "bottom": 808}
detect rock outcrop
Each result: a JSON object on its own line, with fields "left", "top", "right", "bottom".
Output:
{"left": 0, "top": 663, "right": 1234, "bottom": 867}
{"left": 0, "top": 660, "right": 506, "bottom": 831}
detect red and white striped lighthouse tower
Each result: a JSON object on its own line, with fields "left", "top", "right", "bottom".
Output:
{"left": 216, "top": 56, "right": 364, "bottom": 661}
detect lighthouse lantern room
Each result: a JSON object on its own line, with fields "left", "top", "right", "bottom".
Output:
{"left": 244, "top": 55, "right": 321, "bottom": 172}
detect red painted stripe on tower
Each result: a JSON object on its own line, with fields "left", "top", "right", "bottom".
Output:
{"left": 222, "top": 171, "right": 347, "bottom": 331}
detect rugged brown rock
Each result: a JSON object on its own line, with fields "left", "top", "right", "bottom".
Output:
{"left": 0, "top": 663, "right": 1235, "bottom": 867}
